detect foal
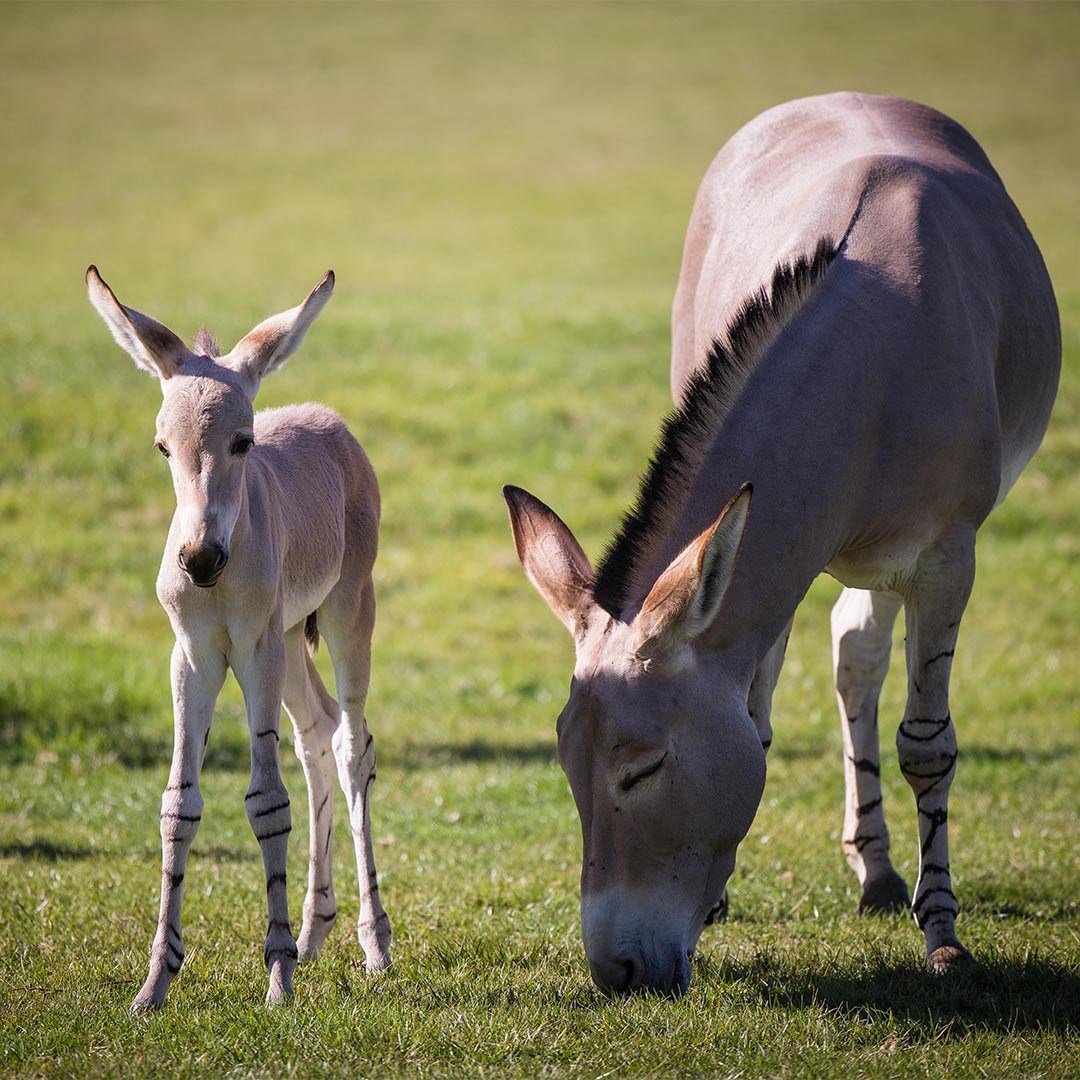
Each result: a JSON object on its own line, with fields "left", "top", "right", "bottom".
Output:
{"left": 87, "top": 268, "right": 391, "bottom": 1010}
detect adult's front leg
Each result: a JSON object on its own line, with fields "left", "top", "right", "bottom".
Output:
{"left": 132, "top": 640, "right": 226, "bottom": 1013}
{"left": 232, "top": 624, "right": 298, "bottom": 1005}
{"left": 897, "top": 528, "right": 975, "bottom": 973}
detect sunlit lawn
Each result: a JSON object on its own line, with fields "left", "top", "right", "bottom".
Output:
{"left": 1, "top": 3, "right": 1077, "bottom": 1076}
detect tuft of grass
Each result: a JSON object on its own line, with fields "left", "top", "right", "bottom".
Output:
{"left": 1, "top": 2, "right": 1077, "bottom": 1077}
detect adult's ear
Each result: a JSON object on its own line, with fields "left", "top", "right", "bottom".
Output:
{"left": 633, "top": 483, "right": 751, "bottom": 657}
{"left": 225, "top": 270, "right": 334, "bottom": 385}
{"left": 86, "top": 266, "right": 193, "bottom": 380}
{"left": 503, "top": 485, "right": 596, "bottom": 637}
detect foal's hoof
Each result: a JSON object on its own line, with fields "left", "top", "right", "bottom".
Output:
{"left": 364, "top": 950, "right": 392, "bottom": 975}
{"left": 297, "top": 919, "right": 336, "bottom": 962}
{"left": 130, "top": 995, "right": 164, "bottom": 1015}
{"left": 926, "top": 941, "right": 973, "bottom": 975}
{"left": 857, "top": 870, "right": 911, "bottom": 915}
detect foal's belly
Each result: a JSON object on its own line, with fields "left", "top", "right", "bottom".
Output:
{"left": 282, "top": 564, "right": 341, "bottom": 633}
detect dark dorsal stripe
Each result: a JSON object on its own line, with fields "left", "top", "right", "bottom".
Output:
{"left": 592, "top": 238, "right": 838, "bottom": 618}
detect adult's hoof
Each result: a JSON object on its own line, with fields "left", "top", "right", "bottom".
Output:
{"left": 926, "top": 941, "right": 973, "bottom": 975}
{"left": 858, "top": 870, "right": 910, "bottom": 915}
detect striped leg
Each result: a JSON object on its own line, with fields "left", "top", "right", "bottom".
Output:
{"left": 323, "top": 582, "right": 391, "bottom": 972}
{"left": 233, "top": 628, "right": 298, "bottom": 1005}
{"left": 831, "top": 588, "right": 910, "bottom": 913}
{"left": 132, "top": 642, "right": 226, "bottom": 1013}
{"left": 282, "top": 627, "right": 340, "bottom": 960}
{"left": 897, "top": 529, "right": 974, "bottom": 973}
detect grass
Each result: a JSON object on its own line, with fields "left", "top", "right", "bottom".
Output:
{"left": 1, "top": 2, "right": 1077, "bottom": 1076}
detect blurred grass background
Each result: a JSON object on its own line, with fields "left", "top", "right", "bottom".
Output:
{"left": 1, "top": 2, "right": 1077, "bottom": 1076}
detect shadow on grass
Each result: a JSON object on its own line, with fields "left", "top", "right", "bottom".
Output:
{"left": 960, "top": 742, "right": 1078, "bottom": 764}
{"left": 0, "top": 840, "right": 96, "bottom": 861}
{"left": 734, "top": 950, "right": 1080, "bottom": 1034}
{"left": 394, "top": 739, "right": 557, "bottom": 768}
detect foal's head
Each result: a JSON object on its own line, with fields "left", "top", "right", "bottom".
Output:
{"left": 503, "top": 484, "right": 765, "bottom": 996}
{"left": 87, "top": 267, "right": 334, "bottom": 586}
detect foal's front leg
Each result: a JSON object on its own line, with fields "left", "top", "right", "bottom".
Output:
{"left": 232, "top": 625, "right": 298, "bottom": 1004}
{"left": 133, "top": 641, "right": 226, "bottom": 1013}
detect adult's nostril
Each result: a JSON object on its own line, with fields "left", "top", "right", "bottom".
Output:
{"left": 177, "top": 547, "right": 188, "bottom": 570}
{"left": 589, "top": 946, "right": 644, "bottom": 995}
{"left": 213, "top": 547, "right": 228, "bottom": 571}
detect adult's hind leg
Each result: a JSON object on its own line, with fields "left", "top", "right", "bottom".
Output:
{"left": 281, "top": 626, "right": 340, "bottom": 960}
{"left": 832, "top": 587, "right": 910, "bottom": 913}
{"left": 319, "top": 574, "right": 392, "bottom": 972}
{"left": 897, "top": 528, "right": 975, "bottom": 973}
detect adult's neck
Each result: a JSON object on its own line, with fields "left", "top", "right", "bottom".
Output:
{"left": 631, "top": 268, "right": 894, "bottom": 667}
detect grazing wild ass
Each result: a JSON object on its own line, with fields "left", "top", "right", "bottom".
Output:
{"left": 504, "top": 93, "right": 1059, "bottom": 994}
{"left": 87, "top": 268, "right": 391, "bottom": 1010}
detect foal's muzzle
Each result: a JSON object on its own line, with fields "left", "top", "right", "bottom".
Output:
{"left": 178, "top": 542, "right": 229, "bottom": 587}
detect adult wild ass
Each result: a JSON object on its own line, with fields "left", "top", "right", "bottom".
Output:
{"left": 87, "top": 268, "right": 391, "bottom": 1010}
{"left": 503, "top": 93, "right": 1059, "bottom": 994}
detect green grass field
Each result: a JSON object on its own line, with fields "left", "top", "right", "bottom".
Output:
{"left": 1, "top": 3, "right": 1077, "bottom": 1076}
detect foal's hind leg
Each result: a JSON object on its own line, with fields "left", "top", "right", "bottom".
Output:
{"left": 320, "top": 576, "right": 392, "bottom": 972}
{"left": 831, "top": 587, "right": 910, "bottom": 913}
{"left": 282, "top": 627, "right": 340, "bottom": 960}
{"left": 897, "top": 528, "right": 975, "bottom": 973}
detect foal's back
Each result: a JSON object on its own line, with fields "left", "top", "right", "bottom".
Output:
{"left": 250, "top": 403, "right": 379, "bottom": 628}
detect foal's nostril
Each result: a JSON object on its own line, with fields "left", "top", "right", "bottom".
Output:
{"left": 177, "top": 546, "right": 188, "bottom": 570}
{"left": 213, "top": 547, "right": 228, "bottom": 571}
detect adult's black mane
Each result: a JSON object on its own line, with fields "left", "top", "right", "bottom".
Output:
{"left": 592, "top": 238, "right": 838, "bottom": 618}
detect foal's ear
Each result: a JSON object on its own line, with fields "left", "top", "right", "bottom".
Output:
{"left": 633, "top": 483, "right": 752, "bottom": 657}
{"left": 86, "top": 266, "right": 193, "bottom": 380}
{"left": 503, "top": 485, "right": 596, "bottom": 637}
{"left": 226, "top": 270, "right": 334, "bottom": 384}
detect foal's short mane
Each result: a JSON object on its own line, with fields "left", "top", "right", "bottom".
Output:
{"left": 592, "top": 237, "right": 838, "bottom": 618}
{"left": 192, "top": 327, "right": 221, "bottom": 358}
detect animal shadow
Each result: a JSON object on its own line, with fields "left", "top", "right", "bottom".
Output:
{"left": 743, "top": 949, "right": 1079, "bottom": 1034}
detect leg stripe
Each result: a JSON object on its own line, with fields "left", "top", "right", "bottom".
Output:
{"left": 855, "top": 797, "right": 882, "bottom": 818}
{"left": 256, "top": 825, "right": 292, "bottom": 841}
{"left": 253, "top": 800, "right": 291, "bottom": 819}
{"left": 266, "top": 872, "right": 287, "bottom": 892}
{"left": 898, "top": 716, "right": 952, "bottom": 742}
{"left": 919, "top": 806, "right": 948, "bottom": 855}
{"left": 843, "top": 833, "right": 883, "bottom": 852}
{"left": 913, "top": 886, "right": 958, "bottom": 915}
{"left": 925, "top": 650, "right": 955, "bottom": 667}
{"left": 848, "top": 754, "right": 880, "bottom": 777}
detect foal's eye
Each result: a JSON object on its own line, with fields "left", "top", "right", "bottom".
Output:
{"left": 231, "top": 436, "right": 254, "bottom": 456}
{"left": 620, "top": 751, "right": 669, "bottom": 792}
{"left": 155, "top": 441, "right": 170, "bottom": 459}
